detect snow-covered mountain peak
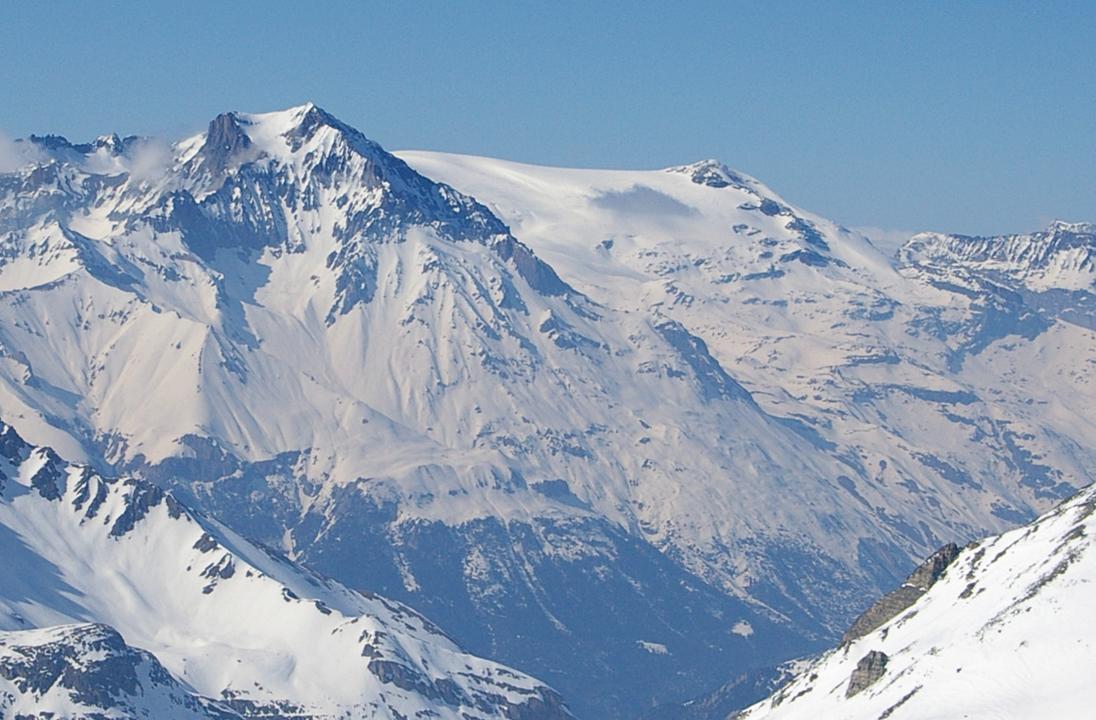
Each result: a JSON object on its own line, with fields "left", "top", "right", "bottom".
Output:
{"left": 666, "top": 158, "right": 754, "bottom": 190}
{"left": 236, "top": 100, "right": 320, "bottom": 127}
{"left": 170, "top": 105, "right": 552, "bottom": 258}
{"left": 5, "top": 107, "right": 1096, "bottom": 718}
{"left": 189, "top": 103, "right": 375, "bottom": 171}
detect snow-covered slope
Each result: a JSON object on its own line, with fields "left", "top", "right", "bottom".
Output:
{"left": 396, "top": 152, "right": 1094, "bottom": 514}
{"left": 393, "top": 151, "right": 1096, "bottom": 714}
{"left": 398, "top": 150, "right": 1096, "bottom": 534}
{"left": 1, "top": 104, "right": 1093, "bottom": 718}
{"left": 0, "top": 421, "right": 571, "bottom": 719}
{"left": 736, "top": 483, "right": 1096, "bottom": 720}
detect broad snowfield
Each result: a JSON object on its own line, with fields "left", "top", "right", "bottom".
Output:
{"left": 0, "top": 103, "right": 1093, "bottom": 717}
{"left": 736, "top": 483, "right": 1096, "bottom": 720}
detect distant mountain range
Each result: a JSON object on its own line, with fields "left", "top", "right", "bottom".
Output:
{"left": 1, "top": 104, "right": 1093, "bottom": 718}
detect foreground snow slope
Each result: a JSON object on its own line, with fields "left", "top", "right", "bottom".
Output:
{"left": 737, "top": 483, "right": 1095, "bottom": 720}
{"left": 0, "top": 421, "right": 571, "bottom": 720}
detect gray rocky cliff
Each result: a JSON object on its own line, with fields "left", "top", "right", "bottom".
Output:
{"left": 842, "top": 543, "right": 959, "bottom": 643}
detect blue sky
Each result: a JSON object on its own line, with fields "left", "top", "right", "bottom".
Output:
{"left": 2, "top": 1, "right": 1093, "bottom": 235}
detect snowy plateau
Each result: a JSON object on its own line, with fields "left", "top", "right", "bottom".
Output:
{"left": 0, "top": 103, "right": 1093, "bottom": 719}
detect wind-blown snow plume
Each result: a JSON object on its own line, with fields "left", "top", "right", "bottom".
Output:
{"left": 0, "top": 132, "right": 42, "bottom": 172}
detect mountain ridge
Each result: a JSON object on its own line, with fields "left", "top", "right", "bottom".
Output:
{"left": 0, "top": 420, "right": 573, "bottom": 719}
{"left": 1, "top": 104, "right": 1094, "bottom": 718}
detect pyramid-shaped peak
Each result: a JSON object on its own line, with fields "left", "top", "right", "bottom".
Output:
{"left": 208, "top": 103, "right": 382, "bottom": 159}
{"left": 195, "top": 103, "right": 378, "bottom": 174}
{"left": 234, "top": 102, "right": 361, "bottom": 138}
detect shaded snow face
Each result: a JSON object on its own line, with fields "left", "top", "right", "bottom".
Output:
{"left": 591, "top": 185, "right": 699, "bottom": 217}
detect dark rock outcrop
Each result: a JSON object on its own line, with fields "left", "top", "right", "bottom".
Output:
{"left": 842, "top": 543, "right": 959, "bottom": 643}
{"left": 845, "top": 650, "right": 888, "bottom": 697}
{"left": 367, "top": 658, "right": 572, "bottom": 719}
{"left": 202, "top": 112, "right": 252, "bottom": 173}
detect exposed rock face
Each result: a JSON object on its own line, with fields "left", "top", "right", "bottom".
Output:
{"left": 202, "top": 112, "right": 253, "bottom": 173}
{"left": 845, "top": 650, "right": 888, "bottom": 698}
{"left": 668, "top": 159, "right": 751, "bottom": 190}
{"left": 842, "top": 543, "right": 959, "bottom": 643}
{"left": 900, "top": 221, "right": 1096, "bottom": 296}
